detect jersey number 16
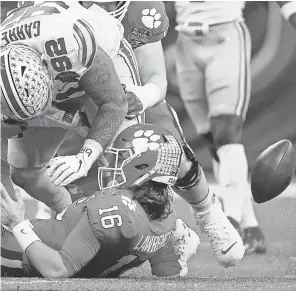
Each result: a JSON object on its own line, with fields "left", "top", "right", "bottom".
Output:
{"left": 98, "top": 206, "right": 123, "bottom": 229}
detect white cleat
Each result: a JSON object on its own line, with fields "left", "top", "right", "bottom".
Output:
{"left": 170, "top": 219, "right": 200, "bottom": 276}
{"left": 195, "top": 195, "right": 245, "bottom": 268}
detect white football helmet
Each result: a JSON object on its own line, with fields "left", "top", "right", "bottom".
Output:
{"left": 1, "top": 44, "right": 52, "bottom": 121}
{"left": 98, "top": 124, "right": 183, "bottom": 190}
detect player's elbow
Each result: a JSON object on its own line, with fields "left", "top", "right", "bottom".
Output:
{"left": 41, "top": 266, "right": 70, "bottom": 278}
{"left": 39, "top": 258, "right": 70, "bottom": 278}
{"left": 100, "top": 93, "right": 128, "bottom": 119}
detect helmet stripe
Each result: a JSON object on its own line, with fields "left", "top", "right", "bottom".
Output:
{"left": 1, "top": 55, "right": 29, "bottom": 120}
{"left": 7, "top": 48, "right": 38, "bottom": 118}
{"left": 1, "top": 54, "right": 32, "bottom": 119}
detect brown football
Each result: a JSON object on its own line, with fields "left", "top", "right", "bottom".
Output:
{"left": 251, "top": 140, "right": 296, "bottom": 203}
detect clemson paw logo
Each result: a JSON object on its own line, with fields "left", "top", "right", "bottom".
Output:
{"left": 141, "top": 8, "right": 162, "bottom": 29}
{"left": 132, "top": 129, "right": 161, "bottom": 154}
{"left": 121, "top": 196, "right": 137, "bottom": 212}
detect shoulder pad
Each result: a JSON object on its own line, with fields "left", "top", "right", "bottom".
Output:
{"left": 122, "top": 1, "right": 169, "bottom": 49}
{"left": 86, "top": 191, "right": 141, "bottom": 245}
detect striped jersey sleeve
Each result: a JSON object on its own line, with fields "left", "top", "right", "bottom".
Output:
{"left": 73, "top": 18, "right": 96, "bottom": 72}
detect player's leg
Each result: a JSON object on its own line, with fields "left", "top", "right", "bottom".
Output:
{"left": 8, "top": 127, "right": 72, "bottom": 213}
{"left": 146, "top": 102, "right": 244, "bottom": 267}
{"left": 241, "top": 194, "right": 267, "bottom": 254}
{"left": 172, "top": 33, "right": 245, "bottom": 266}
{"left": 149, "top": 219, "right": 200, "bottom": 277}
{"left": 205, "top": 21, "right": 266, "bottom": 252}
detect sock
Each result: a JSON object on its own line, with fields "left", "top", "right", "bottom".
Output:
{"left": 174, "top": 167, "right": 210, "bottom": 206}
{"left": 212, "top": 158, "right": 220, "bottom": 184}
{"left": 240, "top": 188, "right": 259, "bottom": 229}
{"left": 191, "top": 190, "right": 215, "bottom": 214}
{"left": 216, "top": 144, "right": 249, "bottom": 223}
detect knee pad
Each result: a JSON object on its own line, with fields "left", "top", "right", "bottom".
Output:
{"left": 175, "top": 145, "right": 202, "bottom": 191}
{"left": 210, "top": 115, "right": 243, "bottom": 149}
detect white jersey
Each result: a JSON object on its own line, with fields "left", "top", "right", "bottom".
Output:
{"left": 175, "top": 1, "right": 245, "bottom": 25}
{"left": 1, "top": 1, "right": 123, "bottom": 103}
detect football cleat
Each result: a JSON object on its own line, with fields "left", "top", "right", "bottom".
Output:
{"left": 227, "top": 216, "right": 243, "bottom": 238}
{"left": 243, "top": 227, "right": 267, "bottom": 255}
{"left": 195, "top": 195, "right": 245, "bottom": 268}
{"left": 170, "top": 219, "right": 200, "bottom": 276}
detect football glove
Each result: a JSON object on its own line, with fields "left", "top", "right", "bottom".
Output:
{"left": 125, "top": 91, "right": 144, "bottom": 118}
{"left": 46, "top": 139, "right": 103, "bottom": 186}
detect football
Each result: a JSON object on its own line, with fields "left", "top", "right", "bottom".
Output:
{"left": 251, "top": 139, "right": 296, "bottom": 204}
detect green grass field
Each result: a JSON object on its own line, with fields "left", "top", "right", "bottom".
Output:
{"left": 2, "top": 184, "right": 296, "bottom": 291}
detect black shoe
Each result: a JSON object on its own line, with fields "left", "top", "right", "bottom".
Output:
{"left": 243, "top": 227, "right": 267, "bottom": 255}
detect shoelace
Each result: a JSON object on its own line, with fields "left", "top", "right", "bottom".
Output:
{"left": 198, "top": 210, "right": 231, "bottom": 245}
{"left": 202, "top": 222, "right": 230, "bottom": 245}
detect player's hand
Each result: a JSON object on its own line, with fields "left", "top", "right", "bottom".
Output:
{"left": 124, "top": 84, "right": 144, "bottom": 118}
{"left": 46, "top": 139, "right": 103, "bottom": 186}
{"left": 1, "top": 184, "right": 25, "bottom": 230}
{"left": 46, "top": 154, "right": 92, "bottom": 186}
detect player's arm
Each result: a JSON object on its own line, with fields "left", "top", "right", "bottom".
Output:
{"left": 1, "top": 185, "right": 101, "bottom": 277}
{"left": 123, "top": 1, "right": 169, "bottom": 117}
{"left": 25, "top": 213, "right": 100, "bottom": 278}
{"left": 79, "top": 45, "right": 128, "bottom": 147}
{"left": 278, "top": 1, "right": 296, "bottom": 29}
{"left": 135, "top": 41, "right": 167, "bottom": 105}
{"left": 47, "top": 37, "right": 128, "bottom": 186}
{"left": 125, "top": 41, "right": 167, "bottom": 117}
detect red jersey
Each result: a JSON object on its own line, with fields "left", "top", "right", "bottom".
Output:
{"left": 16, "top": 189, "right": 176, "bottom": 277}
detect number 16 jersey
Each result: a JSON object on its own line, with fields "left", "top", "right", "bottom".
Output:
{"left": 0, "top": 189, "right": 177, "bottom": 278}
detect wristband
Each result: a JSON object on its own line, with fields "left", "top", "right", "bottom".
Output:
{"left": 126, "top": 83, "right": 162, "bottom": 112}
{"left": 137, "top": 83, "right": 162, "bottom": 112}
{"left": 12, "top": 219, "right": 41, "bottom": 252}
{"left": 80, "top": 139, "right": 103, "bottom": 164}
